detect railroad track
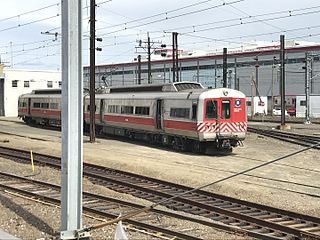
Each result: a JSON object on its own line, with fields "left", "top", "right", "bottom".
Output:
{"left": 248, "top": 126, "right": 320, "bottom": 149}
{"left": 0, "top": 171, "right": 207, "bottom": 240}
{"left": 0, "top": 146, "right": 320, "bottom": 239}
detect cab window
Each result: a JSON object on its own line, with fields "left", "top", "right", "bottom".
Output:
{"left": 221, "top": 100, "right": 230, "bottom": 119}
{"left": 206, "top": 100, "right": 217, "bottom": 119}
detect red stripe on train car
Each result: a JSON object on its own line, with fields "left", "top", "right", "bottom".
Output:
{"left": 30, "top": 109, "right": 61, "bottom": 116}
{"left": 84, "top": 113, "right": 100, "bottom": 120}
{"left": 103, "top": 115, "right": 154, "bottom": 126}
{"left": 163, "top": 120, "right": 197, "bottom": 131}
{"left": 18, "top": 108, "right": 28, "bottom": 113}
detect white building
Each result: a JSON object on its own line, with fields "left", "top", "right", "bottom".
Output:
{"left": 0, "top": 66, "right": 61, "bottom": 117}
{"left": 246, "top": 96, "right": 268, "bottom": 116}
{"left": 296, "top": 95, "right": 320, "bottom": 118}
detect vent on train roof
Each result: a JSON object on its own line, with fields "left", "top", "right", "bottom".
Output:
{"left": 32, "top": 89, "right": 61, "bottom": 94}
{"left": 108, "top": 82, "right": 203, "bottom": 93}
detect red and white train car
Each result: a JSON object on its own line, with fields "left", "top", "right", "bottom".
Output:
{"left": 18, "top": 82, "right": 247, "bottom": 153}
{"left": 83, "top": 82, "right": 247, "bottom": 153}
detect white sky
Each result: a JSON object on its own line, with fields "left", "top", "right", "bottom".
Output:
{"left": 0, "top": 0, "right": 320, "bottom": 70}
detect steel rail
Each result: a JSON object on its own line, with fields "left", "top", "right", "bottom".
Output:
{"left": 0, "top": 146, "right": 319, "bottom": 239}
{"left": 248, "top": 126, "right": 320, "bottom": 149}
{"left": 0, "top": 171, "right": 205, "bottom": 240}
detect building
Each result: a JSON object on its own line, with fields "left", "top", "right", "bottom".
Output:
{"left": 83, "top": 40, "right": 320, "bottom": 99}
{"left": 0, "top": 66, "right": 61, "bottom": 117}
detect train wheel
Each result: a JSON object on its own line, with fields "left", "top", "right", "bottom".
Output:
{"left": 191, "top": 141, "right": 205, "bottom": 154}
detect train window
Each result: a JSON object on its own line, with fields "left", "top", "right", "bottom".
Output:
{"left": 41, "top": 103, "right": 49, "bottom": 109}
{"left": 87, "top": 105, "right": 97, "bottom": 112}
{"left": 206, "top": 100, "right": 217, "bottom": 119}
{"left": 50, "top": 103, "right": 59, "bottom": 109}
{"left": 300, "top": 100, "right": 306, "bottom": 106}
{"left": 18, "top": 101, "right": 27, "bottom": 108}
{"left": 121, "top": 106, "right": 134, "bottom": 114}
{"left": 33, "top": 102, "right": 41, "bottom": 108}
{"left": 192, "top": 104, "right": 197, "bottom": 120}
{"left": 108, "top": 105, "right": 120, "bottom": 113}
{"left": 170, "top": 108, "right": 190, "bottom": 119}
{"left": 24, "top": 81, "right": 30, "bottom": 88}
{"left": 135, "top": 106, "right": 150, "bottom": 115}
{"left": 221, "top": 100, "right": 230, "bottom": 119}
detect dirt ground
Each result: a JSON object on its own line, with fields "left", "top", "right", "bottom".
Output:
{"left": 0, "top": 118, "right": 319, "bottom": 239}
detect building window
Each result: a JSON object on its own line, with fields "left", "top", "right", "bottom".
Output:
{"left": 12, "top": 80, "right": 18, "bottom": 87}
{"left": 47, "top": 81, "right": 53, "bottom": 88}
{"left": 300, "top": 100, "right": 306, "bottom": 106}
{"left": 24, "top": 81, "right": 30, "bottom": 88}
{"left": 170, "top": 108, "right": 190, "bottom": 119}
{"left": 135, "top": 106, "right": 150, "bottom": 115}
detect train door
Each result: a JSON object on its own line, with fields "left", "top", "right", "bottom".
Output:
{"left": 156, "top": 99, "right": 163, "bottom": 129}
{"left": 220, "top": 99, "right": 231, "bottom": 123}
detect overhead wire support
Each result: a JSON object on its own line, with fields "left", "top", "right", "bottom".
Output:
{"left": 135, "top": 33, "right": 165, "bottom": 84}
{"left": 90, "top": 0, "right": 96, "bottom": 143}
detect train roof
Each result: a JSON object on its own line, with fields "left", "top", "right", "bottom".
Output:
{"left": 99, "top": 82, "right": 204, "bottom": 93}
{"left": 94, "top": 88, "right": 245, "bottom": 100}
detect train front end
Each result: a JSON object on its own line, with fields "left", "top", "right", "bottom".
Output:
{"left": 197, "top": 88, "right": 247, "bottom": 151}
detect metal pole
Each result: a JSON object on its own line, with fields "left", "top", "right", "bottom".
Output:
{"left": 172, "top": 32, "right": 176, "bottom": 83}
{"left": 147, "top": 32, "right": 151, "bottom": 84}
{"left": 89, "top": 0, "right": 96, "bottom": 142}
{"left": 255, "top": 56, "right": 259, "bottom": 91}
{"left": 234, "top": 58, "right": 237, "bottom": 89}
{"left": 305, "top": 52, "right": 311, "bottom": 124}
{"left": 175, "top": 32, "right": 179, "bottom": 82}
{"left": 197, "top": 59, "right": 200, "bottom": 83}
{"left": 280, "top": 35, "right": 286, "bottom": 126}
{"left": 61, "top": 0, "right": 88, "bottom": 238}
{"left": 271, "top": 61, "right": 275, "bottom": 116}
{"left": 138, "top": 55, "right": 141, "bottom": 84}
{"left": 214, "top": 59, "right": 217, "bottom": 88}
{"left": 223, "top": 48, "right": 227, "bottom": 88}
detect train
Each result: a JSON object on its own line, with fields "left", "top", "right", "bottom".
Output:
{"left": 18, "top": 82, "right": 247, "bottom": 153}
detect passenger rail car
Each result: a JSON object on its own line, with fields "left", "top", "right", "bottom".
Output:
{"left": 18, "top": 83, "right": 247, "bottom": 153}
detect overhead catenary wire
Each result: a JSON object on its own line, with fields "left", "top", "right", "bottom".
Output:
{"left": 79, "top": 141, "right": 320, "bottom": 233}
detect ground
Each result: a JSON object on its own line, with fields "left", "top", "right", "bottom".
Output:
{"left": 0, "top": 118, "right": 319, "bottom": 239}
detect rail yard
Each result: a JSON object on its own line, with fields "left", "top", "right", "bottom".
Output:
{"left": 0, "top": 117, "right": 319, "bottom": 239}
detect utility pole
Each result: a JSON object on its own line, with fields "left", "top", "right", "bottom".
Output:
{"left": 172, "top": 32, "right": 178, "bottom": 82}
{"left": 136, "top": 33, "right": 164, "bottom": 84}
{"left": 137, "top": 54, "right": 141, "bottom": 84}
{"left": 60, "top": 0, "right": 89, "bottom": 238}
{"left": 172, "top": 33, "right": 175, "bottom": 82}
{"left": 147, "top": 33, "right": 151, "bottom": 84}
{"left": 174, "top": 32, "right": 179, "bottom": 82}
{"left": 234, "top": 58, "right": 238, "bottom": 90}
{"left": 90, "top": 0, "right": 96, "bottom": 142}
{"left": 304, "top": 52, "right": 312, "bottom": 124}
{"left": 254, "top": 56, "right": 259, "bottom": 91}
{"left": 279, "top": 34, "right": 287, "bottom": 129}
{"left": 222, "top": 48, "right": 227, "bottom": 88}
